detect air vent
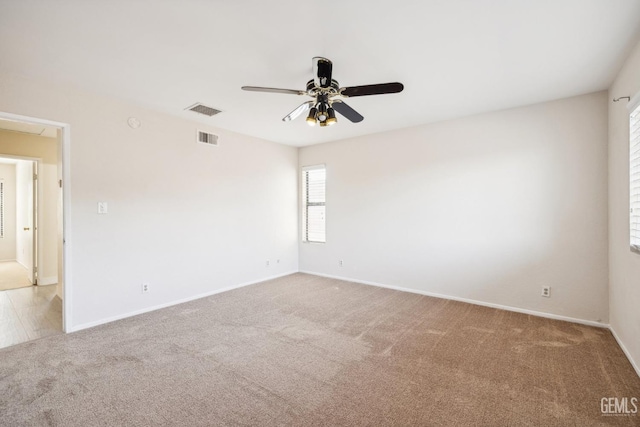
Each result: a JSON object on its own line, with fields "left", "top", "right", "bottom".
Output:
{"left": 197, "top": 130, "right": 219, "bottom": 146}
{"left": 186, "top": 103, "right": 222, "bottom": 117}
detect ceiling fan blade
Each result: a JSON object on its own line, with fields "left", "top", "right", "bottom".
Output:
{"left": 332, "top": 100, "right": 364, "bottom": 123}
{"left": 341, "top": 82, "right": 404, "bottom": 98}
{"left": 242, "top": 86, "right": 306, "bottom": 95}
{"left": 312, "top": 57, "right": 333, "bottom": 88}
{"left": 282, "top": 101, "right": 313, "bottom": 122}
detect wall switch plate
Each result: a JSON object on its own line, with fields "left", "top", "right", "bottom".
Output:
{"left": 97, "top": 202, "right": 108, "bottom": 214}
{"left": 541, "top": 286, "right": 551, "bottom": 298}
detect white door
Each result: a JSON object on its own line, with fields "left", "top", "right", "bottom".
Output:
{"left": 18, "top": 161, "right": 37, "bottom": 284}
{"left": 29, "top": 161, "right": 38, "bottom": 284}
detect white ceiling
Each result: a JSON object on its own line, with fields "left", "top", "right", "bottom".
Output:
{"left": 1, "top": 1, "right": 639, "bottom": 147}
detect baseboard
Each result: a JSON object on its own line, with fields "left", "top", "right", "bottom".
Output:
{"left": 609, "top": 326, "right": 640, "bottom": 378}
{"left": 299, "top": 270, "right": 609, "bottom": 329}
{"left": 0, "top": 258, "right": 17, "bottom": 263}
{"left": 38, "top": 276, "right": 58, "bottom": 286}
{"left": 69, "top": 271, "right": 298, "bottom": 333}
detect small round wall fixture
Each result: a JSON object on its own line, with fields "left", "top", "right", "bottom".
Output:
{"left": 127, "top": 117, "right": 141, "bottom": 129}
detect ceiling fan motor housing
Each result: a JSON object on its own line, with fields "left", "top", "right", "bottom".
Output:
{"left": 306, "top": 79, "right": 340, "bottom": 96}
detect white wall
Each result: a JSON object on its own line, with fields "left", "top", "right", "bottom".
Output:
{"left": 0, "top": 163, "right": 16, "bottom": 261}
{"left": 0, "top": 73, "right": 299, "bottom": 329}
{"left": 0, "top": 132, "right": 59, "bottom": 287}
{"left": 0, "top": 71, "right": 615, "bottom": 338}
{"left": 608, "top": 38, "right": 640, "bottom": 374}
{"left": 299, "top": 92, "right": 609, "bottom": 323}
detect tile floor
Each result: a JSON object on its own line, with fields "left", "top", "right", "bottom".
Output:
{"left": 0, "top": 284, "right": 62, "bottom": 349}
{"left": 0, "top": 261, "right": 32, "bottom": 291}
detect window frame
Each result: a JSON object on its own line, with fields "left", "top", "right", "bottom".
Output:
{"left": 0, "top": 180, "right": 4, "bottom": 239}
{"left": 629, "top": 91, "right": 640, "bottom": 255}
{"left": 301, "top": 164, "right": 326, "bottom": 244}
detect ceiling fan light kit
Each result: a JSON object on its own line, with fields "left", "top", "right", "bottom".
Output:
{"left": 306, "top": 107, "right": 318, "bottom": 126}
{"left": 326, "top": 107, "right": 337, "bottom": 125}
{"left": 242, "top": 57, "right": 404, "bottom": 127}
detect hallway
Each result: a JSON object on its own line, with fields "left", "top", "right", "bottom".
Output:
{"left": 0, "top": 285, "right": 62, "bottom": 349}
{"left": 0, "top": 261, "right": 31, "bottom": 291}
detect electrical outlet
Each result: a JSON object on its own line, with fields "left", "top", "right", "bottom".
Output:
{"left": 339, "top": 260, "right": 343, "bottom": 267}
{"left": 541, "top": 286, "right": 550, "bottom": 298}
{"left": 142, "top": 282, "right": 150, "bottom": 294}
{"left": 266, "top": 260, "right": 270, "bottom": 267}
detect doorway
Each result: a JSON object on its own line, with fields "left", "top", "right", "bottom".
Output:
{"left": 0, "top": 157, "right": 38, "bottom": 292}
{"left": 0, "top": 113, "right": 70, "bottom": 347}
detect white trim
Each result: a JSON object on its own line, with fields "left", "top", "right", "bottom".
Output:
{"left": 301, "top": 163, "right": 326, "bottom": 172}
{"left": 0, "top": 112, "right": 69, "bottom": 129}
{"left": 33, "top": 159, "right": 42, "bottom": 287}
{"left": 627, "top": 89, "right": 640, "bottom": 111}
{"left": 61, "top": 125, "right": 71, "bottom": 333}
{"left": 299, "top": 270, "right": 609, "bottom": 328}
{"left": 69, "top": 271, "right": 297, "bottom": 333}
{"left": 609, "top": 326, "right": 640, "bottom": 378}
{"left": 0, "top": 111, "right": 71, "bottom": 333}
{"left": 38, "top": 276, "right": 58, "bottom": 286}
{"left": 629, "top": 92, "right": 640, "bottom": 254}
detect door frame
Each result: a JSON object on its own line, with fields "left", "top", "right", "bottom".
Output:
{"left": 0, "top": 111, "right": 72, "bottom": 333}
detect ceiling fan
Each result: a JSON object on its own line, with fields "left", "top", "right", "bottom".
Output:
{"left": 241, "top": 57, "right": 404, "bottom": 127}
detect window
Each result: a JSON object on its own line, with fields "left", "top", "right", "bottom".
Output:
{"left": 0, "top": 181, "right": 3, "bottom": 239}
{"left": 302, "top": 165, "right": 326, "bottom": 243}
{"left": 630, "top": 96, "right": 640, "bottom": 254}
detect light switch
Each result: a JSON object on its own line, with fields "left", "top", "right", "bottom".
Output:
{"left": 97, "top": 202, "right": 108, "bottom": 214}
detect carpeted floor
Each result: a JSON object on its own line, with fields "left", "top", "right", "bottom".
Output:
{"left": 0, "top": 273, "right": 638, "bottom": 426}
{"left": 0, "top": 261, "right": 32, "bottom": 291}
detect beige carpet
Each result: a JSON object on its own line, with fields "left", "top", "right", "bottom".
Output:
{"left": 0, "top": 273, "right": 638, "bottom": 426}
{"left": 0, "top": 261, "right": 32, "bottom": 291}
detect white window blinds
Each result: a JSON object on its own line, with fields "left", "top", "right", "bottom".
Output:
{"left": 0, "top": 181, "right": 3, "bottom": 239}
{"left": 631, "top": 100, "right": 640, "bottom": 253}
{"left": 302, "top": 165, "right": 326, "bottom": 243}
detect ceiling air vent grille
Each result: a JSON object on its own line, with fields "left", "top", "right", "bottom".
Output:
{"left": 197, "top": 130, "right": 219, "bottom": 146}
{"left": 186, "top": 103, "right": 222, "bottom": 117}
